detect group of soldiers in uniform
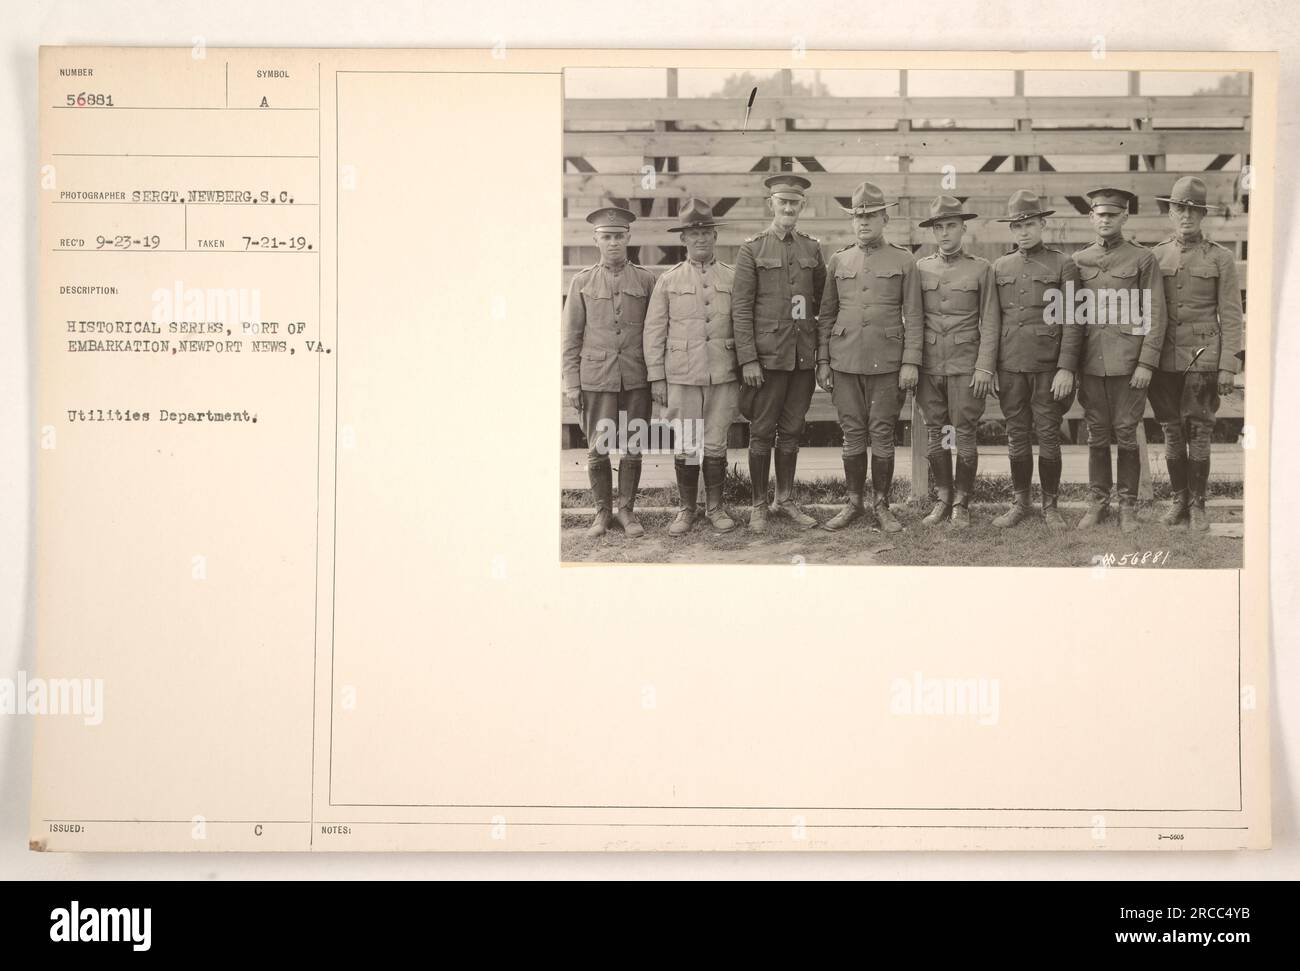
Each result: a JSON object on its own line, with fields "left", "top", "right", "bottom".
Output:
{"left": 561, "top": 173, "right": 1242, "bottom": 539}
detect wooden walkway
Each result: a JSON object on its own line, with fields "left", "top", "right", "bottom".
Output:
{"left": 560, "top": 444, "right": 1243, "bottom": 490}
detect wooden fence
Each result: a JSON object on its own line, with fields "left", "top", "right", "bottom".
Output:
{"left": 562, "top": 69, "right": 1251, "bottom": 498}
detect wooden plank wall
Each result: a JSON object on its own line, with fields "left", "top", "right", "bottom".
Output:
{"left": 563, "top": 70, "right": 1250, "bottom": 281}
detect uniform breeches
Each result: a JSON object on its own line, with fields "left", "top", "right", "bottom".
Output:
{"left": 741, "top": 367, "right": 815, "bottom": 456}
{"left": 917, "top": 372, "right": 986, "bottom": 461}
{"left": 997, "top": 369, "right": 1074, "bottom": 461}
{"left": 832, "top": 370, "right": 904, "bottom": 459}
{"left": 1078, "top": 373, "right": 1147, "bottom": 450}
{"left": 1149, "top": 370, "right": 1218, "bottom": 462}
{"left": 582, "top": 386, "right": 653, "bottom": 462}
{"left": 665, "top": 380, "right": 740, "bottom": 460}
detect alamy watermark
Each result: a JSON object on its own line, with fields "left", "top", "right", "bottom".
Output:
{"left": 1, "top": 671, "right": 103, "bottom": 726}
{"left": 151, "top": 279, "right": 263, "bottom": 328}
{"left": 890, "top": 670, "right": 1000, "bottom": 725}
{"left": 590, "top": 410, "right": 708, "bottom": 463}
{"left": 1043, "top": 283, "right": 1154, "bottom": 334}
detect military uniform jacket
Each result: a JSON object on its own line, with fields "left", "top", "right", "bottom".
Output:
{"left": 817, "top": 239, "right": 924, "bottom": 375}
{"left": 916, "top": 251, "right": 1000, "bottom": 376}
{"left": 1071, "top": 237, "right": 1168, "bottom": 377}
{"left": 994, "top": 243, "right": 1084, "bottom": 373}
{"left": 1151, "top": 235, "right": 1243, "bottom": 374}
{"left": 561, "top": 261, "right": 657, "bottom": 392}
{"left": 643, "top": 258, "right": 739, "bottom": 386}
{"left": 731, "top": 225, "right": 826, "bottom": 372}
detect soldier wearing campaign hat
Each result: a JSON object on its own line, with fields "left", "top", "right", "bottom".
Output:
{"left": 643, "top": 199, "right": 741, "bottom": 534}
{"left": 562, "top": 206, "right": 659, "bottom": 539}
{"left": 913, "top": 196, "right": 1001, "bottom": 528}
{"left": 1072, "top": 187, "right": 1168, "bottom": 533}
{"left": 989, "top": 189, "right": 1083, "bottom": 528}
{"left": 732, "top": 173, "right": 828, "bottom": 532}
{"left": 1148, "top": 176, "right": 1242, "bottom": 531}
{"left": 817, "top": 181, "right": 922, "bottom": 532}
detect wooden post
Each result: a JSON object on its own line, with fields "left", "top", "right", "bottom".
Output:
{"left": 897, "top": 73, "right": 930, "bottom": 501}
{"left": 909, "top": 393, "right": 928, "bottom": 502}
{"left": 1013, "top": 71, "right": 1035, "bottom": 174}
{"left": 1137, "top": 419, "right": 1154, "bottom": 501}
{"left": 1127, "top": 71, "right": 1158, "bottom": 501}
{"left": 897, "top": 69, "right": 913, "bottom": 246}
{"left": 779, "top": 69, "right": 793, "bottom": 173}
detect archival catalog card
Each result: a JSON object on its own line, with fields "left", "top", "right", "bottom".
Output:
{"left": 31, "top": 47, "right": 1275, "bottom": 851}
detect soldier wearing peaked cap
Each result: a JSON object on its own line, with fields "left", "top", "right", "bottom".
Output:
{"left": 643, "top": 199, "right": 741, "bottom": 535}
{"left": 913, "top": 196, "right": 1001, "bottom": 529}
{"left": 817, "top": 181, "right": 922, "bottom": 533}
{"left": 1072, "top": 187, "right": 1168, "bottom": 534}
{"left": 1149, "top": 176, "right": 1242, "bottom": 531}
{"left": 989, "top": 189, "right": 1083, "bottom": 529}
{"left": 731, "top": 173, "right": 828, "bottom": 533}
{"left": 562, "top": 207, "right": 658, "bottom": 539}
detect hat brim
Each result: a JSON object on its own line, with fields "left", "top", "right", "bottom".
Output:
{"left": 1155, "top": 196, "right": 1216, "bottom": 211}
{"left": 918, "top": 212, "right": 979, "bottom": 228}
{"left": 666, "top": 221, "right": 723, "bottom": 233}
{"left": 839, "top": 202, "right": 897, "bottom": 215}
{"left": 995, "top": 209, "right": 1056, "bottom": 222}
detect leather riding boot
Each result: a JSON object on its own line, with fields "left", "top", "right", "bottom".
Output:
{"left": 1116, "top": 446, "right": 1140, "bottom": 534}
{"left": 585, "top": 458, "right": 613, "bottom": 539}
{"left": 1038, "top": 454, "right": 1066, "bottom": 528}
{"left": 922, "top": 450, "right": 953, "bottom": 526}
{"left": 824, "top": 453, "right": 867, "bottom": 531}
{"left": 702, "top": 456, "right": 736, "bottom": 532}
{"left": 1161, "top": 454, "right": 1190, "bottom": 527}
{"left": 1188, "top": 457, "right": 1210, "bottom": 532}
{"left": 668, "top": 455, "right": 700, "bottom": 536}
{"left": 748, "top": 450, "right": 771, "bottom": 534}
{"left": 950, "top": 454, "right": 977, "bottom": 529}
{"left": 1077, "top": 446, "right": 1112, "bottom": 529}
{"left": 993, "top": 455, "right": 1034, "bottom": 528}
{"left": 770, "top": 450, "right": 817, "bottom": 527}
{"left": 614, "top": 458, "right": 644, "bottom": 537}
{"left": 872, "top": 454, "right": 903, "bottom": 532}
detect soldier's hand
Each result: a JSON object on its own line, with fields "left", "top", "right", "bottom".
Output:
{"left": 816, "top": 364, "right": 833, "bottom": 392}
{"left": 651, "top": 379, "right": 668, "bottom": 407}
{"left": 1051, "top": 368, "right": 1075, "bottom": 401}
{"left": 1129, "top": 365, "right": 1153, "bottom": 390}
{"left": 898, "top": 364, "right": 919, "bottom": 392}
{"left": 970, "top": 369, "right": 995, "bottom": 399}
{"left": 742, "top": 362, "right": 765, "bottom": 387}
{"left": 1218, "top": 369, "right": 1236, "bottom": 396}
{"left": 565, "top": 388, "right": 582, "bottom": 412}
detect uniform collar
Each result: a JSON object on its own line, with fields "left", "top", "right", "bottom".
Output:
{"left": 857, "top": 236, "right": 886, "bottom": 253}
{"left": 768, "top": 223, "right": 796, "bottom": 242}
{"left": 1175, "top": 232, "right": 1204, "bottom": 251}
{"left": 1097, "top": 234, "right": 1125, "bottom": 251}
{"left": 600, "top": 259, "right": 628, "bottom": 273}
{"left": 1016, "top": 242, "right": 1046, "bottom": 258}
{"left": 688, "top": 256, "right": 716, "bottom": 272}
{"left": 937, "top": 248, "right": 963, "bottom": 264}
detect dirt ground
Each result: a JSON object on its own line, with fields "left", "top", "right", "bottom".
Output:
{"left": 560, "top": 502, "right": 1243, "bottom": 568}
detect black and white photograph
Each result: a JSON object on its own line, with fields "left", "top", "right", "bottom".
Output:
{"left": 561, "top": 66, "right": 1252, "bottom": 567}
